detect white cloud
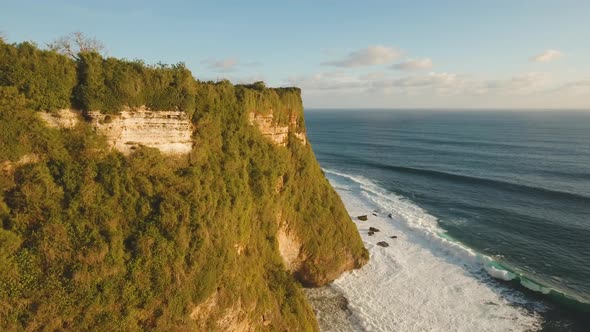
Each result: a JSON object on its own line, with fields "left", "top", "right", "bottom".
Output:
{"left": 288, "top": 71, "right": 553, "bottom": 96}
{"left": 288, "top": 71, "right": 468, "bottom": 95}
{"left": 392, "top": 58, "right": 433, "bottom": 70}
{"left": 322, "top": 45, "right": 401, "bottom": 68}
{"left": 557, "top": 78, "right": 590, "bottom": 89}
{"left": 369, "top": 72, "right": 469, "bottom": 96}
{"left": 359, "top": 71, "right": 388, "bottom": 81}
{"left": 531, "top": 49, "right": 563, "bottom": 63}
{"left": 477, "top": 72, "right": 550, "bottom": 95}
{"left": 287, "top": 71, "right": 363, "bottom": 90}
{"left": 289, "top": 70, "right": 590, "bottom": 109}
{"left": 550, "top": 78, "right": 590, "bottom": 95}
{"left": 203, "top": 57, "right": 239, "bottom": 71}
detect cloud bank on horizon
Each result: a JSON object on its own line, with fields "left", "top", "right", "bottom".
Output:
{"left": 286, "top": 45, "right": 587, "bottom": 109}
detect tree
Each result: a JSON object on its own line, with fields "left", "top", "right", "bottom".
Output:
{"left": 47, "top": 31, "right": 104, "bottom": 60}
{"left": 251, "top": 81, "right": 266, "bottom": 91}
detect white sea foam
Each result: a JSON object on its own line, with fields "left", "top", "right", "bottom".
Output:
{"left": 484, "top": 264, "right": 517, "bottom": 281}
{"left": 325, "top": 169, "right": 544, "bottom": 331}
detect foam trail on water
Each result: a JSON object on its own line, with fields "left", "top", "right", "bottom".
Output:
{"left": 324, "top": 168, "right": 544, "bottom": 331}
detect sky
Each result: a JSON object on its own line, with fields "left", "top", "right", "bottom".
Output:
{"left": 1, "top": 0, "right": 589, "bottom": 109}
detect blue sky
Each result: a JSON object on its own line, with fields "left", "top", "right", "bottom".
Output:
{"left": 1, "top": 0, "right": 589, "bottom": 108}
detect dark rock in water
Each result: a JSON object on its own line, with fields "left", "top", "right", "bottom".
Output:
{"left": 357, "top": 215, "right": 368, "bottom": 221}
{"left": 369, "top": 227, "right": 380, "bottom": 232}
{"left": 372, "top": 213, "right": 378, "bottom": 216}
{"left": 390, "top": 235, "right": 398, "bottom": 239}
{"left": 376, "top": 241, "right": 389, "bottom": 247}
{"left": 388, "top": 213, "right": 393, "bottom": 219}
{"left": 368, "top": 231, "right": 374, "bottom": 236}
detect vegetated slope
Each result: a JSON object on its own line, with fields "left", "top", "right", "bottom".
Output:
{"left": 0, "top": 38, "right": 367, "bottom": 330}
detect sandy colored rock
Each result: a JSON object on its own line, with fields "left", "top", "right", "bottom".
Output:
{"left": 87, "top": 106, "right": 194, "bottom": 155}
{"left": 277, "top": 226, "right": 304, "bottom": 271}
{"left": 38, "top": 109, "right": 80, "bottom": 129}
{"left": 248, "top": 110, "right": 307, "bottom": 146}
{"left": 190, "top": 292, "right": 252, "bottom": 332}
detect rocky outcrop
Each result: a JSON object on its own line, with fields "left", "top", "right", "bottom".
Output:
{"left": 190, "top": 292, "right": 252, "bottom": 332}
{"left": 277, "top": 219, "right": 366, "bottom": 287}
{"left": 87, "top": 107, "right": 194, "bottom": 155}
{"left": 296, "top": 252, "right": 362, "bottom": 287}
{"left": 38, "top": 109, "right": 80, "bottom": 129}
{"left": 294, "top": 132, "right": 308, "bottom": 145}
{"left": 277, "top": 226, "right": 304, "bottom": 272}
{"left": 248, "top": 111, "right": 307, "bottom": 146}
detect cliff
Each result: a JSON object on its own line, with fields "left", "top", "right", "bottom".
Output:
{"left": 0, "top": 39, "right": 368, "bottom": 331}
{"left": 248, "top": 111, "right": 307, "bottom": 146}
{"left": 87, "top": 107, "right": 193, "bottom": 155}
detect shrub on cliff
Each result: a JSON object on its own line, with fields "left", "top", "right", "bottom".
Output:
{"left": 0, "top": 40, "right": 76, "bottom": 111}
{"left": 74, "top": 54, "right": 197, "bottom": 114}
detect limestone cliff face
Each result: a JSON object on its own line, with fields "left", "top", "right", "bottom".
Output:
{"left": 248, "top": 111, "right": 307, "bottom": 146}
{"left": 39, "top": 107, "right": 306, "bottom": 155}
{"left": 276, "top": 217, "right": 367, "bottom": 287}
{"left": 277, "top": 226, "right": 304, "bottom": 272}
{"left": 87, "top": 107, "right": 194, "bottom": 155}
{"left": 248, "top": 109, "right": 366, "bottom": 287}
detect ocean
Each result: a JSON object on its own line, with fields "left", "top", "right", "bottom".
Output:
{"left": 305, "top": 110, "right": 590, "bottom": 331}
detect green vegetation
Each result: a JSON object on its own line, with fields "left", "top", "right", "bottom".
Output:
{"left": 73, "top": 53, "right": 197, "bottom": 114}
{"left": 0, "top": 42, "right": 76, "bottom": 111}
{"left": 0, "top": 38, "right": 367, "bottom": 330}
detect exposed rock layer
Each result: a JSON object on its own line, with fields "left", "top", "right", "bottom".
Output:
{"left": 87, "top": 107, "right": 194, "bottom": 155}
{"left": 38, "top": 109, "right": 80, "bottom": 129}
{"left": 190, "top": 292, "right": 252, "bottom": 332}
{"left": 277, "top": 226, "right": 304, "bottom": 272}
{"left": 248, "top": 111, "right": 307, "bottom": 146}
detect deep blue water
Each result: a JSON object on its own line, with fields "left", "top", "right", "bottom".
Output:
{"left": 305, "top": 110, "right": 590, "bottom": 331}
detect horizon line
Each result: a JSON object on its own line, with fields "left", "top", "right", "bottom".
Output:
{"left": 304, "top": 107, "right": 590, "bottom": 111}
